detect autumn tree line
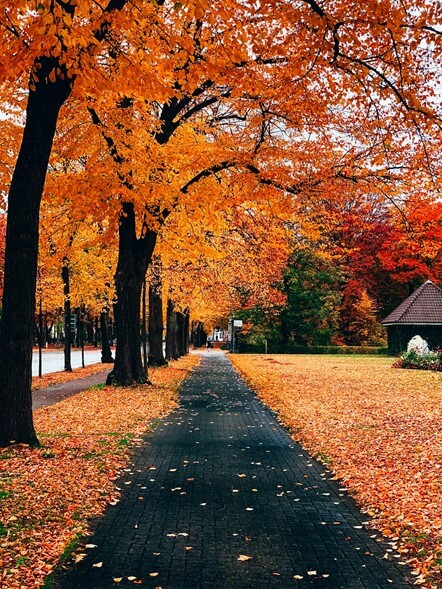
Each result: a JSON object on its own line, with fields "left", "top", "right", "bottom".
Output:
{"left": 238, "top": 192, "right": 442, "bottom": 351}
{"left": 0, "top": 0, "right": 441, "bottom": 446}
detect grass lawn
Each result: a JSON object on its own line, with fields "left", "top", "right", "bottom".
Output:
{"left": 230, "top": 354, "right": 442, "bottom": 588}
{"left": 0, "top": 355, "right": 200, "bottom": 589}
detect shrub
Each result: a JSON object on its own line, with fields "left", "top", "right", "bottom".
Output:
{"left": 393, "top": 349, "right": 442, "bottom": 371}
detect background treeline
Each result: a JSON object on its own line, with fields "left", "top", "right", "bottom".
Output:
{"left": 235, "top": 195, "right": 442, "bottom": 353}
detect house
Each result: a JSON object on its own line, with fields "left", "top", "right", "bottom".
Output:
{"left": 381, "top": 280, "right": 442, "bottom": 354}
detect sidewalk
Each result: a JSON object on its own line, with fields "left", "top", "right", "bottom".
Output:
{"left": 53, "top": 352, "right": 414, "bottom": 588}
{"left": 32, "top": 370, "right": 109, "bottom": 410}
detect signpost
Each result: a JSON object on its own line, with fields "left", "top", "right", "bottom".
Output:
{"left": 229, "top": 318, "right": 243, "bottom": 352}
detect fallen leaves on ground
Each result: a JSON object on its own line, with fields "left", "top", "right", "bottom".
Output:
{"left": 0, "top": 354, "right": 199, "bottom": 589}
{"left": 231, "top": 354, "right": 442, "bottom": 588}
{"left": 32, "top": 361, "right": 108, "bottom": 391}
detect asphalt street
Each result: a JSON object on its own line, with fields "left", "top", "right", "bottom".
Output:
{"left": 32, "top": 348, "right": 103, "bottom": 376}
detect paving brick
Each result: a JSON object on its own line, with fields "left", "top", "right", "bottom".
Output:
{"left": 54, "top": 352, "right": 415, "bottom": 589}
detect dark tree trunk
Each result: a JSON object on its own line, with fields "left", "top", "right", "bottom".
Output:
{"left": 38, "top": 297, "right": 43, "bottom": 378}
{"left": 148, "top": 256, "right": 167, "bottom": 367}
{"left": 62, "top": 264, "right": 73, "bottom": 372}
{"left": 45, "top": 321, "right": 53, "bottom": 345}
{"left": 100, "top": 312, "right": 114, "bottom": 363}
{"left": 106, "top": 203, "right": 157, "bottom": 385}
{"left": 75, "top": 307, "right": 81, "bottom": 348}
{"left": 176, "top": 311, "right": 189, "bottom": 357}
{"left": 183, "top": 309, "right": 190, "bottom": 354}
{"left": 0, "top": 61, "right": 71, "bottom": 446}
{"left": 86, "top": 319, "right": 93, "bottom": 344}
{"left": 176, "top": 312, "right": 184, "bottom": 357}
{"left": 94, "top": 316, "right": 99, "bottom": 347}
{"left": 191, "top": 321, "right": 205, "bottom": 348}
{"left": 142, "top": 278, "right": 148, "bottom": 371}
{"left": 37, "top": 312, "right": 47, "bottom": 348}
{"left": 165, "top": 299, "right": 180, "bottom": 361}
{"left": 280, "top": 309, "right": 290, "bottom": 349}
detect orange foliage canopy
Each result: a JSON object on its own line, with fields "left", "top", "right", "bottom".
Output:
{"left": 0, "top": 0, "right": 437, "bottom": 312}
{"left": 28, "top": 0, "right": 440, "bottom": 329}
{"left": 379, "top": 194, "right": 442, "bottom": 286}
{"left": 13, "top": 0, "right": 438, "bottom": 233}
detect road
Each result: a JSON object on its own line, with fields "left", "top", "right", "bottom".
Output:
{"left": 32, "top": 348, "right": 104, "bottom": 376}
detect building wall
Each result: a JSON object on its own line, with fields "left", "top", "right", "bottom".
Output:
{"left": 387, "top": 325, "right": 442, "bottom": 354}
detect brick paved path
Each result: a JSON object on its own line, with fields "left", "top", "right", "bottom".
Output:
{"left": 55, "top": 352, "right": 414, "bottom": 589}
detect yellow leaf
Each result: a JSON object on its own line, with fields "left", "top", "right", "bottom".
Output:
{"left": 74, "top": 554, "right": 86, "bottom": 563}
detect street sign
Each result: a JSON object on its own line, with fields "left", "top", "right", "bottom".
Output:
{"left": 233, "top": 319, "right": 243, "bottom": 327}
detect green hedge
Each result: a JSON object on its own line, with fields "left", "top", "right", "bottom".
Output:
{"left": 237, "top": 343, "right": 389, "bottom": 355}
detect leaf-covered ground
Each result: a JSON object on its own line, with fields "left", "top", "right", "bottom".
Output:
{"left": 230, "top": 354, "right": 442, "bottom": 589}
{"left": 0, "top": 355, "right": 199, "bottom": 589}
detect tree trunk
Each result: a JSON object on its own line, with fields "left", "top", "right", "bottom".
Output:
{"left": 183, "top": 309, "right": 190, "bottom": 354}
{"left": 106, "top": 202, "right": 157, "bottom": 385}
{"left": 176, "top": 312, "right": 184, "bottom": 357}
{"left": 94, "top": 316, "right": 99, "bottom": 347}
{"left": 177, "top": 311, "right": 188, "bottom": 357}
{"left": 75, "top": 307, "right": 81, "bottom": 348}
{"left": 86, "top": 319, "right": 93, "bottom": 345}
{"left": 36, "top": 309, "right": 47, "bottom": 348}
{"left": 100, "top": 311, "right": 114, "bottom": 363}
{"left": 142, "top": 278, "right": 148, "bottom": 371}
{"left": 165, "top": 299, "right": 180, "bottom": 361}
{"left": 148, "top": 256, "right": 167, "bottom": 367}
{"left": 0, "top": 62, "right": 71, "bottom": 446}
{"left": 62, "top": 264, "right": 73, "bottom": 372}
{"left": 46, "top": 321, "right": 53, "bottom": 345}
{"left": 191, "top": 321, "right": 205, "bottom": 348}
{"left": 38, "top": 297, "right": 43, "bottom": 378}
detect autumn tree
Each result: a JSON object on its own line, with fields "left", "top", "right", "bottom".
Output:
{"left": 295, "top": 190, "right": 394, "bottom": 344}
{"left": 2, "top": 0, "right": 442, "bottom": 446}
{"left": 151, "top": 182, "right": 291, "bottom": 353}
{"left": 0, "top": 0, "right": 158, "bottom": 446}
{"left": 45, "top": 0, "right": 442, "bottom": 388}
{"left": 38, "top": 192, "right": 117, "bottom": 364}
{"left": 378, "top": 192, "right": 442, "bottom": 292}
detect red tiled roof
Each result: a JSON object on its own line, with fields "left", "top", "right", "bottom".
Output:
{"left": 382, "top": 280, "right": 442, "bottom": 325}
